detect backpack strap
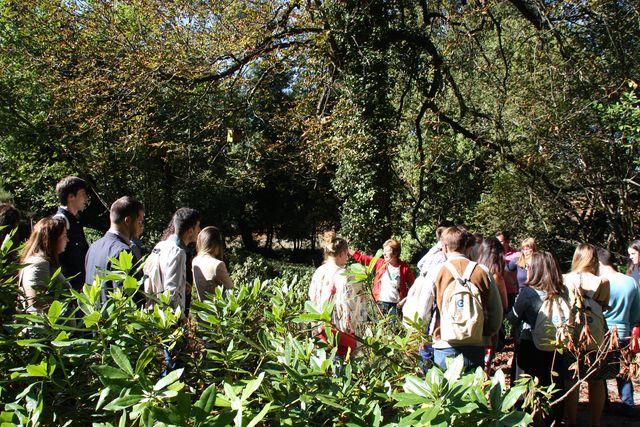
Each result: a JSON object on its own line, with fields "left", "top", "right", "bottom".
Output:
{"left": 443, "top": 261, "right": 477, "bottom": 282}
{"left": 462, "top": 261, "right": 477, "bottom": 281}
{"left": 444, "top": 262, "right": 462, "bottom": 281}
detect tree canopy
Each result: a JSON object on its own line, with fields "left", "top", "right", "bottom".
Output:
{"left": 1, "top": 0, "right": 638, "bottom": 258}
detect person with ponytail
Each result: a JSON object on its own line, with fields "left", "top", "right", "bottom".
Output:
{"left": 563, "top": 243, "right": 610, "bottom": 427}
{"left": 309, "top": 232, "right": 366, "bottom": 356}
{"left": 19, "top": 217, "right": 70, "bottom": 313}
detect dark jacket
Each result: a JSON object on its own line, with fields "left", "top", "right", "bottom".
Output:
{"left": 56, "top": 207, "right": 89, "bottom": 291}
{"left": 85, "top": 231, "right": 134, "bottom": 303}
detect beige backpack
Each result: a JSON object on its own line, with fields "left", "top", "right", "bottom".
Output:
{"left": 439, "top": 261, "right": 484, "bottom": 346}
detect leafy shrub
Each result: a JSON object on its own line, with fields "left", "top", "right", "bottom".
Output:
{"left": 0, "top": 249, "right": 551, "bottom": 426}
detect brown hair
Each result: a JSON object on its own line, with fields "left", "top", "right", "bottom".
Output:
{"left": 20, "top": 217, "right": 66, "bottom": 270}
{"left": 441, "top": 226, "right": 466, "bottom": 252}
{"left": 526, "top": 251, "right": 564, "bottom": 297}
{"left": 323, "top": 231, "right": 348, "bottom": 257}
{"left": 571, "top": 243, "right": 599, "bottom": 274}
{"left": 383, "top": 239, "right": 401, "bottom": 256}
{"left": 55, "top": 176, "right": 87, "bottom": 205}
{"left": 196, "top": 226, "right": 224, "bottom": 259}
{"left": 628, "top": 240, "right": 640, "bottom": 275}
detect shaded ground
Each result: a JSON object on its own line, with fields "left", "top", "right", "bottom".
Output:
{"left": 491, "top": 340, "right": 640, "bottom": 426}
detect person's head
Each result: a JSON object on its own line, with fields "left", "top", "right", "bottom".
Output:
{"left": 526, "top": 251, "right": 564, "bottom": 296}
{"left": 597, "top": 247, "right": 616, "bottom": 271}
{"left": 196, "top": 226, "right": 225, "bottom": 259}
{"left": 435, "top": 226, "right": 446, "bottom": 242}
{"left": 323, "top": 231, "right": 349, "bottom": 266}
{"left": 0, "top": 203, "right": 20, "bottom": 242}
{"left": 495, "top": 231, "right": 510, "bottom": 251}
{"left": 172, "top": 208, "right": 201, "bottom": 245}
{"left": 383, "top": 239, "right": 401, "bottom": 264}
{"left": 21, "top": 217, "right": 68, "bottom": 269}
{"left": 627, "top": 240, "right": 640, "bottom": 270}
{"left": 441, "top": 226, "right": 467, "bottom": 255}
{"left": 571, "top": 243, "right": 599, "bottom": 274}
{"left": 109, "top": 196, "right": 144, "bottom": 240}
{"left": 516, "top": 237, "right": 536, "bottom": 267}
{"left": 476, "top": 236, "right": 505, "bottom": 275}
{"left": 55, "top": 176, "right": 89, "bottom": 212}
{"left": 521, "top": 237, "right": 536, "bottom": 257}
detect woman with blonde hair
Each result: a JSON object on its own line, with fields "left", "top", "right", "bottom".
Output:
{"left": 351, "top": 238, "right": 415, "bottom": 316}
{"left": 563, "top": 243, "right": 610, "bottom": 427}
{"left": 19, "top": 217, "right": 69, "bottom": 313}
{"left": 191, "top": 226, "right": 234, "bottom": 301}
{"left": 507, "top": 237, "right": 536, "bottom": 291}
{"left": 309, "top": 232, "right": 365, "bottom": 357}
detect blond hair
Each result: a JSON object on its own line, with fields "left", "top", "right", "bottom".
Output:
{"left": 516, "top": 237, "right": 537, "bottom": 268}
{"left": 323, "top": 231, "right": 348, "bottom": 257}
{"left": 383, "top": 239, "right": 401, "bottom": 256}
{"left": 571, "top": 243, "right": 599, "bottom": 274}
{"left": 196, "top": 226, "right": 224, "bottom": 259}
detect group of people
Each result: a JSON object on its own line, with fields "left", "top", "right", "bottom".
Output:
{"left": 309, "top": 227, "right": 640, "bottom": 426}
{"left": 4, "top": 176, "right": 640, "bottom": 425}
{"left": 5, "top": 176, "right": 234, "bottom": 319}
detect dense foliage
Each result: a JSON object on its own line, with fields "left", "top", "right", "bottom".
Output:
{"left": 1, "top": 1, "right": 639, "bottom": 257}
{"left": 0, "top": 240, "right": 550, "bottom": 426}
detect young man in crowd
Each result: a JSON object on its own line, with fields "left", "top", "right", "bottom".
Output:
{"left": 85, "top": 196, "right": 144, "bottom": 304}
{"left": 153, "top": 208, "right": 201, "bottom": 314}
{"left": 417, "top": 226, "right": 447, "bottom": 277}
{"left": 54, "top": 176, "right": 90, "bottom": 291}
{"left": 426, "top": 226, "right": 503, "bottom": 370}
{"left": 598, "top": 247, "right": 640, "bottom": 417}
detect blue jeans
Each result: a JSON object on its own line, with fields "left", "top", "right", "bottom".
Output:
{"left": 617, "top": 339, "right": 634, "bottom": 407}
{"left": 434, "top": 346, "right": 484, "bottom": 371}
{"left": 617, "top": 376, "right": 634, "bottom": 407}
{"left": 377, "top": 301, "right": 398, "bottom": 316}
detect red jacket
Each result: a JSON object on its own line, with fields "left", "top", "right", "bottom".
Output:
{"left": 351, "top": 251, "right": 415, "bottom": 301}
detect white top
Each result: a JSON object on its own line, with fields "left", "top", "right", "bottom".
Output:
{"left": 308, "top": 261, "right": 366, "bottom": 333}
{"left": 19, "top": 254, "right": 68, "bottom": 313}
{"left": 192, "top": 254, "right": 234, "bottom": 300}
{"left": 378, "top": 264, "right": 401, "bottom": 303}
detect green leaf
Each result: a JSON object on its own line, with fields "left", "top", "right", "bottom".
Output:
{"left": 501, "top": 386, "right": 526, "bottom": 412}
{"left": 104, "top": 394, "right": 143, "bottom": 411}
{"left": 135, "top": 347, "right": 155, "bottom": 374}
{"left": 153, "top": 368, "right": 184, "bottom": 391}
{"left": 110, "top": 345, "right": 133, "bottom": 377}
{"left": 47, "top": 300, "right": 62, "bottom": 324}
{"left": 246, "top": 402, "right": 271, "bottom": 427}
{"left": 195, "top": 383, "right": 217, "bottom": 414}
{"left": 92, "top": 365, "right": 130, "bottom": 380}
{"left": 444, "top": 354, "right": 464, "bottom": 383}
{"left": 25, "top": 363, "right": 48, "bottom": 378}
{"left": 240, "top": 372, "right": 264, "bottom": 402}
{"left": 499, "top": 411, "right": 533, "bottom": 426}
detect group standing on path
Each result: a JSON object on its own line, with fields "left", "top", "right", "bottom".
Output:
{"left": 309, "top": 226, "right": 640, "bottom": 427}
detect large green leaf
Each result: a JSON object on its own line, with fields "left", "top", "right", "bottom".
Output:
{"left": 110, "top": 345, "right": 134, "bottom": 377}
